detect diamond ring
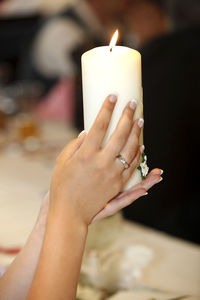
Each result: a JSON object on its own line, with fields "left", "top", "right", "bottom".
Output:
{"left": 116, "top": 155, "right": 130, "bottom": 170}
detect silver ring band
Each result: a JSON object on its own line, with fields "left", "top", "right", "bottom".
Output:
{"left": 116, "top": 155, "right": 130, "bottom": 170}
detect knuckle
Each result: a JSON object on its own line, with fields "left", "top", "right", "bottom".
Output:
{"left": 87, "top": 153, "right": 107, "bottom": 172}
{"left": 123, "top": 107, "right": 133, "bottom": 120}
{"left": 96, "top": 118, "right": 109, "bottom": 132}
{"left": 96, "top": 160, "right": 107, "bottom": 172}
{"left": 116, "top": 133, "right": 126, "bottom": 145}
{"left": 126, "top": 110, "right": 134, "bottom": 121}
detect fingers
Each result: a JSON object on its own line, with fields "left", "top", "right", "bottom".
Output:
{"left": 117, "top": 168, "right": 163, "bottom": 200}
{"left": 57, "top": 131, "right": 87, "bottom": 161}
{"left": 104, "top": 100, "right": 137, "bottom": 158}
{"left": 140, "top": 171, "right": 163, "bottom": 190}
{"left": 119, "top": 118, "right": 144, "bottom": 167}
{"left": 91, "top": 188, "right": 147, "bottom": 223}
{"left": 82, "top": 94, "right": 117, "bottom": 151}
{"left": 128, "top": 168, "right": 163, "bottom": 192}
{"left": 122, "top": 147, "right": 142, "bottom": 182}
{"left": 91, "top": 168, "right": 163, "bottom": 223}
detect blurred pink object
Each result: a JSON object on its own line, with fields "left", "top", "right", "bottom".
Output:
{"left": 35, "top": 79, "right": 75, "bottom": 124}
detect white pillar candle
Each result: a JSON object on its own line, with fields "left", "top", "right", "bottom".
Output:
{"left": 81, "top": 31, "right": 144, "bottom": 190}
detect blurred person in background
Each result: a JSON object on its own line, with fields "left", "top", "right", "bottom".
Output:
{"left": 124, "top": 0, "right": 170, "bottom": 48}
{"left": 23, "top": 0, "right": 125, "bottom": 125}
{"left": 123, "top": 0, "right": 200, "bottom": 244}
{"left": 0, "top": 0, "right": 126, "bottom": 124}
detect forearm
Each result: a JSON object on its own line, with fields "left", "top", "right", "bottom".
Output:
{"left": 27, "top": 203, "right": 88, "bottom": 300}
{"left": 0, "top": 221, "right": 45, "bottom": 300}
{"left": 0, "top": 193, "right": 49, "bottom": 300}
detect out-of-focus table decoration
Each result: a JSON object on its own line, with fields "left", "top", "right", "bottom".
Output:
{"left": 0, "top": 80, "right": 76, "bottom": 159}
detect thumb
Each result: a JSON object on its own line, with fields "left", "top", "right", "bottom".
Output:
{"left": 74, "top": 130, "right": 87, "bottom": 152}
{"left": 59, "top": 130, "right": 87, "bottom": 160}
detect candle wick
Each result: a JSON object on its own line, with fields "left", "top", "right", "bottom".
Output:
{"left": 110, "top": 47, "right": 113, "bottom": 52}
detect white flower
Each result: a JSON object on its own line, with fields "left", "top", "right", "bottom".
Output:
{"left": 140, "top": 162, "right": 149, "bottom": 177}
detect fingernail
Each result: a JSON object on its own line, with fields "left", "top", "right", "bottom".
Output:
{"left": 138, "top": 118, "right": 144, "bottom": 128}
{"left": 158, "top": 177, "right": 163, "bottom": 183}
{"left": 78, "top": 130, "right": 86, "bottom": 137}
{"left": 143, "top": 192, "right": 148, "bottom": 196}
{"left": 129, "top": 99, "right": 137, "bottom": 110}
{"left": 109, "top": 94, "right": 117, "bottom": 103}
{"left": 140, "top": 145, "right": 145, "bottom": 153}
{"left": 151, "top": 169, "right": 163, "bottom": 175}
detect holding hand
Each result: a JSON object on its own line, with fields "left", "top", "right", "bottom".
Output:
{"left": 0, "top": 94, "right": 162, "bottom": 300}
{"left": 26, "top": 94, "right": 163, "bottom": 300}
{"left": 50, "top": 94, "right": 162, "bottom": 226}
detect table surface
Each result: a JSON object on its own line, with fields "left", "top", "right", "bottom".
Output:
{"left": 0, "top": 122, "right": 200, "bottom": 298}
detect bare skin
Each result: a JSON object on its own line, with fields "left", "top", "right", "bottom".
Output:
{"left": 0, "top": 95, "right": 162, "bottom": 300}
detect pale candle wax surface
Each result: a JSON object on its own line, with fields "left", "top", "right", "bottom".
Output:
{"left": 81, "top": 45, "right": 144, "bottom": 190}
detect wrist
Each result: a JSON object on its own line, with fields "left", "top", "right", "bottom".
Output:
{"left": 47, "top": 199, "right": 89, "bottom": 238}
{"left": 49, "top": 191, "right": 90, "bottom": 230}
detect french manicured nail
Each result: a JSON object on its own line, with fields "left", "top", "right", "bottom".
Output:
{"left": 78, "top": 130, "right": 86, "bottom": 137}
{"left": 138, "top": 118, "right": 144, "bottom": 128}
{"left": 140, "top": 145, "right": 145, "bottom": 153}
{"left": 109, "top": 94, "right": 117, "bottom": 103}
{"left": 151, "top": 169, "right": 163, "bottom": 176}
{"left": 158, "top": 177, "right": 163, "bottom": 182}
{"left": 143, "top": 192, "right": 148, "bottom": 196}
{"left": 129, "top": 99, "right": 137, "bottom": 110}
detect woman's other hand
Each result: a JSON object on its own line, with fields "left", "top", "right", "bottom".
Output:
{"left": 92, "top": 168, "right": 163, "bottom": 223}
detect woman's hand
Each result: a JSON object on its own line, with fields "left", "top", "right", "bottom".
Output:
{"left": 41, "top": 170, "right": 163, "bottom": 226}
{"left": 25, "top": 95, "right": 163, "bottom": 299}
{"left": 50, "top": 94, "right": 145, "bottom": 226}
{"left": 91, "top": 168, "right": 163, "bottom": 223}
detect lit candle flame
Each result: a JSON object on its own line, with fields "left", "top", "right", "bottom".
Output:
{"left": 109, "top": 29, "right": 119, "bottom": 52}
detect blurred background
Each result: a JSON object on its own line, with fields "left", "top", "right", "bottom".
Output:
{"left": 0, "top": 0, "right": 200, "bottom": 246}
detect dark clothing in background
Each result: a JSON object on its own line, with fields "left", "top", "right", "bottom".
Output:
{"left": 0, "top": 15, "right": 40, "bottom": 61}
{"left": 123, "top": 28, "right": 200, "bottom": 244}
{"left": 0, "top": 15, "right": 40, "bottom": 83}
{"left": 0, "top": 8, "right": 102, "bottom": 126}
{"left": 0, "top": 7, "right": 102, "bottom": 84}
